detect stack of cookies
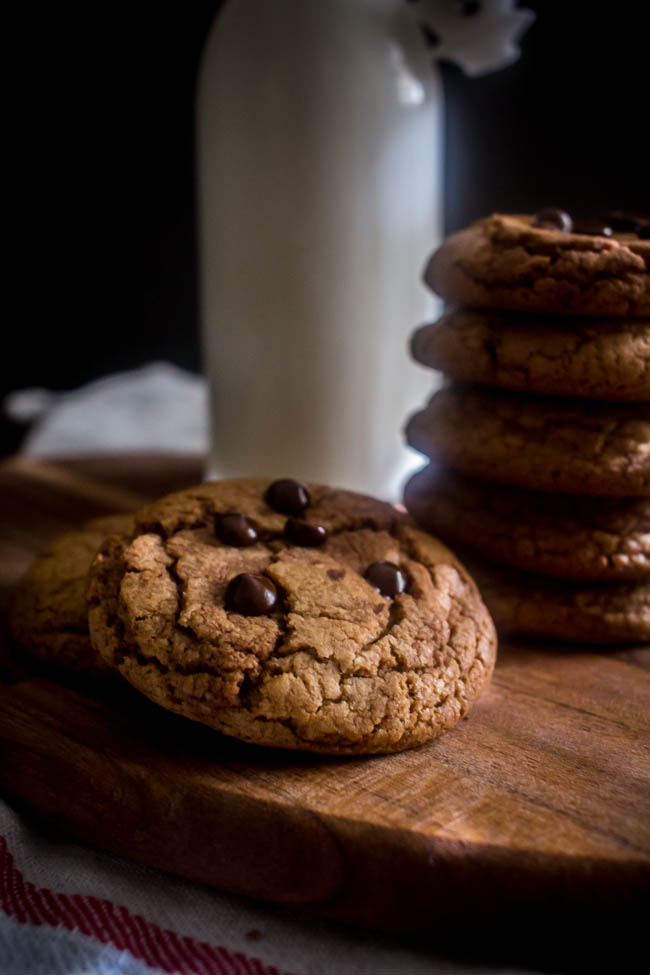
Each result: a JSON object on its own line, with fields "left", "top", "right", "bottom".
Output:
{"left": 9, "top": 477, "right": 496, "bottom": 754}
{"left": 404, "top": 210, "right": 650, "bottom": 644}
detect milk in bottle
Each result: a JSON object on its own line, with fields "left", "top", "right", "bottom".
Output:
{"left": 197, "top": 0, "right": 531, "bottom": 497}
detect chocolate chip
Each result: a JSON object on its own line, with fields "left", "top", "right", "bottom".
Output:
{"left": 327, "top": 568, "right": 345, "bottom": 581}
{"left": 364, "top": 561, "right": 407, "bottom": 598}
{"left": 572, "top": 220, "right": 613, "bottom": 238}
{"left": 284, "top": 518, "right": 327, "bottom": 547}
{"left": 265, "top": 479, "right": 310, "bottom": 515}
{"left": 225, "top": 573, "right": 277, "bottom": 615}
{"left": 215, "top": 513, "right": 258, "bottom": 547}
{"left": 532, "top": 208, "right": 573, "bottom": 232}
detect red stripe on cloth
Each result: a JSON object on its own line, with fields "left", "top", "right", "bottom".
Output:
{"left": 166, "top": 928, "right": 209, "bottom": 973}
{"left": 115, "top": 903, "right": 162, "bottom": 968}
{"left": 182, "top": 936, "right": 228, "bottom": 975}
{"left": 88, "top": 895, "right": 130, "bottom": 952}
{"left": 132, "top": 911, "right": 185, "bottom": 973}
{"left": 30, "top": 884, "right": 60, "bottom": 928}
{"left": 71, "top": 893, "right": 111, "bottom": 942}
{"left": 0, "top": 835, "right": 293, "bottom": 975}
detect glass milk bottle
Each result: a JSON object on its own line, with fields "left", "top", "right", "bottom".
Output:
{"left": 197, "top": 0, "right": 439, "bottom": 499}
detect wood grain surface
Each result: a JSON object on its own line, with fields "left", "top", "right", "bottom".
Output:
{"left": 1, "top": 455, "right": 649, "bottom": 969}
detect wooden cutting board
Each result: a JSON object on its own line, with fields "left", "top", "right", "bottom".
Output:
{"left": 1, "top": 455, "right": 649, "bottom": 967}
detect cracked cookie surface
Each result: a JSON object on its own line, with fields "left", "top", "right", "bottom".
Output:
{"left": 411, "top": 309, "right": 650, "bottom": 401}
{"left": 406, "top": 385, "right": 650, "bottom": 497}
{"left": 404, "top": 465, "right": 650, "bottom": 582}
{"left": 424, "top": 214, "right": 650, "bottom": 316}
{"left": 9, "top": 514, "right": 134, "bottom": 675}
{"left": 464, "top": 556, "right": 650, "bottom": 645}
{"left": 87, "top": 479, "right": 496, "bottom": 754}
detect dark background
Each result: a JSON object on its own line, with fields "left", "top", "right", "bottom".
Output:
{"left": 5, "top": 1, "right": 647, "bottom": 453}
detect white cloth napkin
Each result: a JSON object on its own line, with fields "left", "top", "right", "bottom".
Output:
{"left": 4, "top": 363, "right": 209, "bottom": 457}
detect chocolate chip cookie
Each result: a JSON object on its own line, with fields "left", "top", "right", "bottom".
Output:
{"left": 410, "top": 309, "right": 650, "bottom": 401}
{"left": 404, "top": 464, "right": 650, "bottom": 582}
{"left": 9, "top": 514, "right": 134, "bottom": 675}
{"left": 424, "top": 213, "right": 650, "bottom": 317}
{"left": 87, "top": 478, "right": 496, "bottom": 754}
{"left": 466, "top": 557, "right": 650, "bottom": 645}
{"left": 405, "top": 385, "right": 650, "bottom": 497}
